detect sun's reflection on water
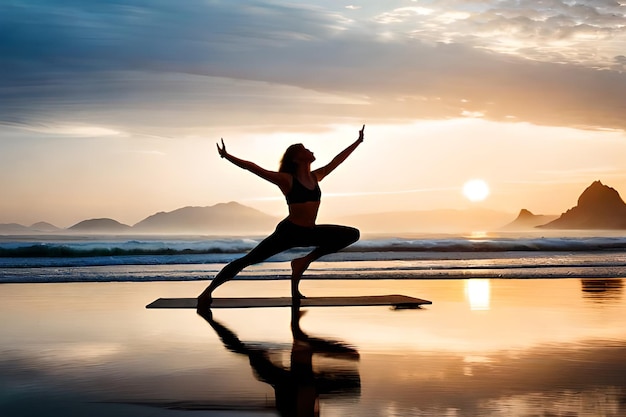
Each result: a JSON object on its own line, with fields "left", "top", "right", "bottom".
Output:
{"left": 465, "top": 279, "right": 491, "bottom": 310}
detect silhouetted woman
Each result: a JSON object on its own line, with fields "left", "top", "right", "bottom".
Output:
{"left": 198, "top": 126, "right": 364, "bottom": 309}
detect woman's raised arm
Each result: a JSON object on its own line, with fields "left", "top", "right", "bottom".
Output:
{"left": 313, "top": 125, "right": 364, "bottom": 181}
{"left": 217, "top": 139, "right": 291, "bottom": 191}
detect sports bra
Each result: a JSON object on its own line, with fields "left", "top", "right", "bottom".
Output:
{"left": 285, "top": 176, "right": 321, "bottom": 205}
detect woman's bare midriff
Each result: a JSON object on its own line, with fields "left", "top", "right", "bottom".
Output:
{"left": 287, "top": 202, "right": 320, "bottom": 227}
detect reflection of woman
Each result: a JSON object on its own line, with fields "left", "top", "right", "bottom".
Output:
{"left": 198, "top": 126, "right": 364, "bottom": 308}
{"left": 198, "top": 306, "right": 360, "bottom": 417}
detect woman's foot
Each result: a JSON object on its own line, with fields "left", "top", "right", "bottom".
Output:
{"left": 293, "top": 291, "right": 307, "bottom": 299}
{"left": 291, "top": 283, "right": 307, "bottom": 300}
{"left": 197, "top": 292, "right": 213, "bottom": 311}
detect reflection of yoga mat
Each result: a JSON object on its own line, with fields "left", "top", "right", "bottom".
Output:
{"left": 146, "top": 295, "right": 431, "bottom": 309}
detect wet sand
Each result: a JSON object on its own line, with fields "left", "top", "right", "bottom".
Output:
{"left": 1, "top": 278, "right": 625, "bottom": 416}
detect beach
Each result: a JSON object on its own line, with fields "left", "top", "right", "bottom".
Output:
{"left": 1, "top": 277, "right": 625, "bottom": 417}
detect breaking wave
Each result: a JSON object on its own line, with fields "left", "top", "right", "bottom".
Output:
{"left": 2, "top": 236, "right": 626, "bottom": 260}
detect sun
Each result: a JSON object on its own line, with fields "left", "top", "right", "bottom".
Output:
{"left": 462, "top": 179, "right": 490, "bottom": 202}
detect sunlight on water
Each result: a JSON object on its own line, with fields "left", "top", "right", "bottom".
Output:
{"left": 466, "top": 230, "right": 489, "bottom": 239}
{"left": 464, "top": 279, "right": 491, "bottom": 310}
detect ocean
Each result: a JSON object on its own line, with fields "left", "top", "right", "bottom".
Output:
{"left": 2, "top": 231, "right": 626, "bottom": 283}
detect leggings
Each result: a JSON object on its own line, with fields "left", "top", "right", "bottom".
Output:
{"left": 211, "top": 219, "right": 360, "bottom": 287}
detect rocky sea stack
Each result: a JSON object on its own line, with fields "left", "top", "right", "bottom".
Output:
{"left": 503, "top": 209, "right": 558, "bottom": 230}
{"left": 539, "top": 181, "right": 626, "bottom": 229}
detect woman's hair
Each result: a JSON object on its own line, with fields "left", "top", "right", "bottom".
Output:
{"left": 279, "top": 144, "right": 303, "bottom": 174}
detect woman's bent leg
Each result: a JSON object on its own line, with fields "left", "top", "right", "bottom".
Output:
{"left": 291, "top": 225, "right": 360, "bottom": 299}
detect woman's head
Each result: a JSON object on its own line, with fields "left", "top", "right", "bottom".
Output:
{"left": 279, "top": 144, "right": 315, "bottom": 173}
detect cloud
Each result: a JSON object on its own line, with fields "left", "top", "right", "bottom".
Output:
{"left": 375, "top": 0, "right": 626, "bottom": 65}
{"left": 1, "top": 0, "right": 626, "bottom": 133}
{"left": 17, "top": 123, "right": 123, "bottom": 137}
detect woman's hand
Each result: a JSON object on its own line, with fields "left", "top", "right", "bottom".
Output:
{"left": 216, "top": 138, "right": 228, "bottom": 158}
{"left": 313, "top": 124, "right": 365, "bottom": 181}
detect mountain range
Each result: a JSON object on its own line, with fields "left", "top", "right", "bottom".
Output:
{"left": 2, "top": 181, "right": 626, "bottom": 235}
{"left": 0, "top": 202, "right": 279, "bottom": 235}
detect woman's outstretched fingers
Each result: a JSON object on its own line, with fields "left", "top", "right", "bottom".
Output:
{"left": 217, "top": 138, "right": 227, "bottom": 158}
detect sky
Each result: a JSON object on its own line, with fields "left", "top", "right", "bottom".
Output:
{"left": 2, "top": 0, "right": 626, "bottom": 228}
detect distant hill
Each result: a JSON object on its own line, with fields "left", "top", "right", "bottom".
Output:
{"left": 502, "top": 209, "right": 558, "bottom": 230}
{"left": 29, "top": 222, "right": 60, "bottom": 232}
{"left": 0, "top": 222, "right": 60, "bottom": 234}
{"left": 132, "top": 201, "right": 278, "bottom": 234}
{"left": 539, "top": 181, "right": 626, "bottom": 229}
{"left": 68, "top": 218, "right": 132, "bottom": 233}
{"left": 0, "top": 223, "right": 32, "bottom": 234}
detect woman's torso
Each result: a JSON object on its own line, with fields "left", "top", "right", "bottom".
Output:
{"left": 285, "top": 175, "right": 321, "bottom": 227}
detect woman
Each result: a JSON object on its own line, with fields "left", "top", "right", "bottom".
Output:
{"left": 197, "top": 125, "right": 364, "bottom": 309}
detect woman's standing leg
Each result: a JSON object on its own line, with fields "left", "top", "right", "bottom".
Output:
{"left": 291, "top": 225, "right": 360, "bottom": 299}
